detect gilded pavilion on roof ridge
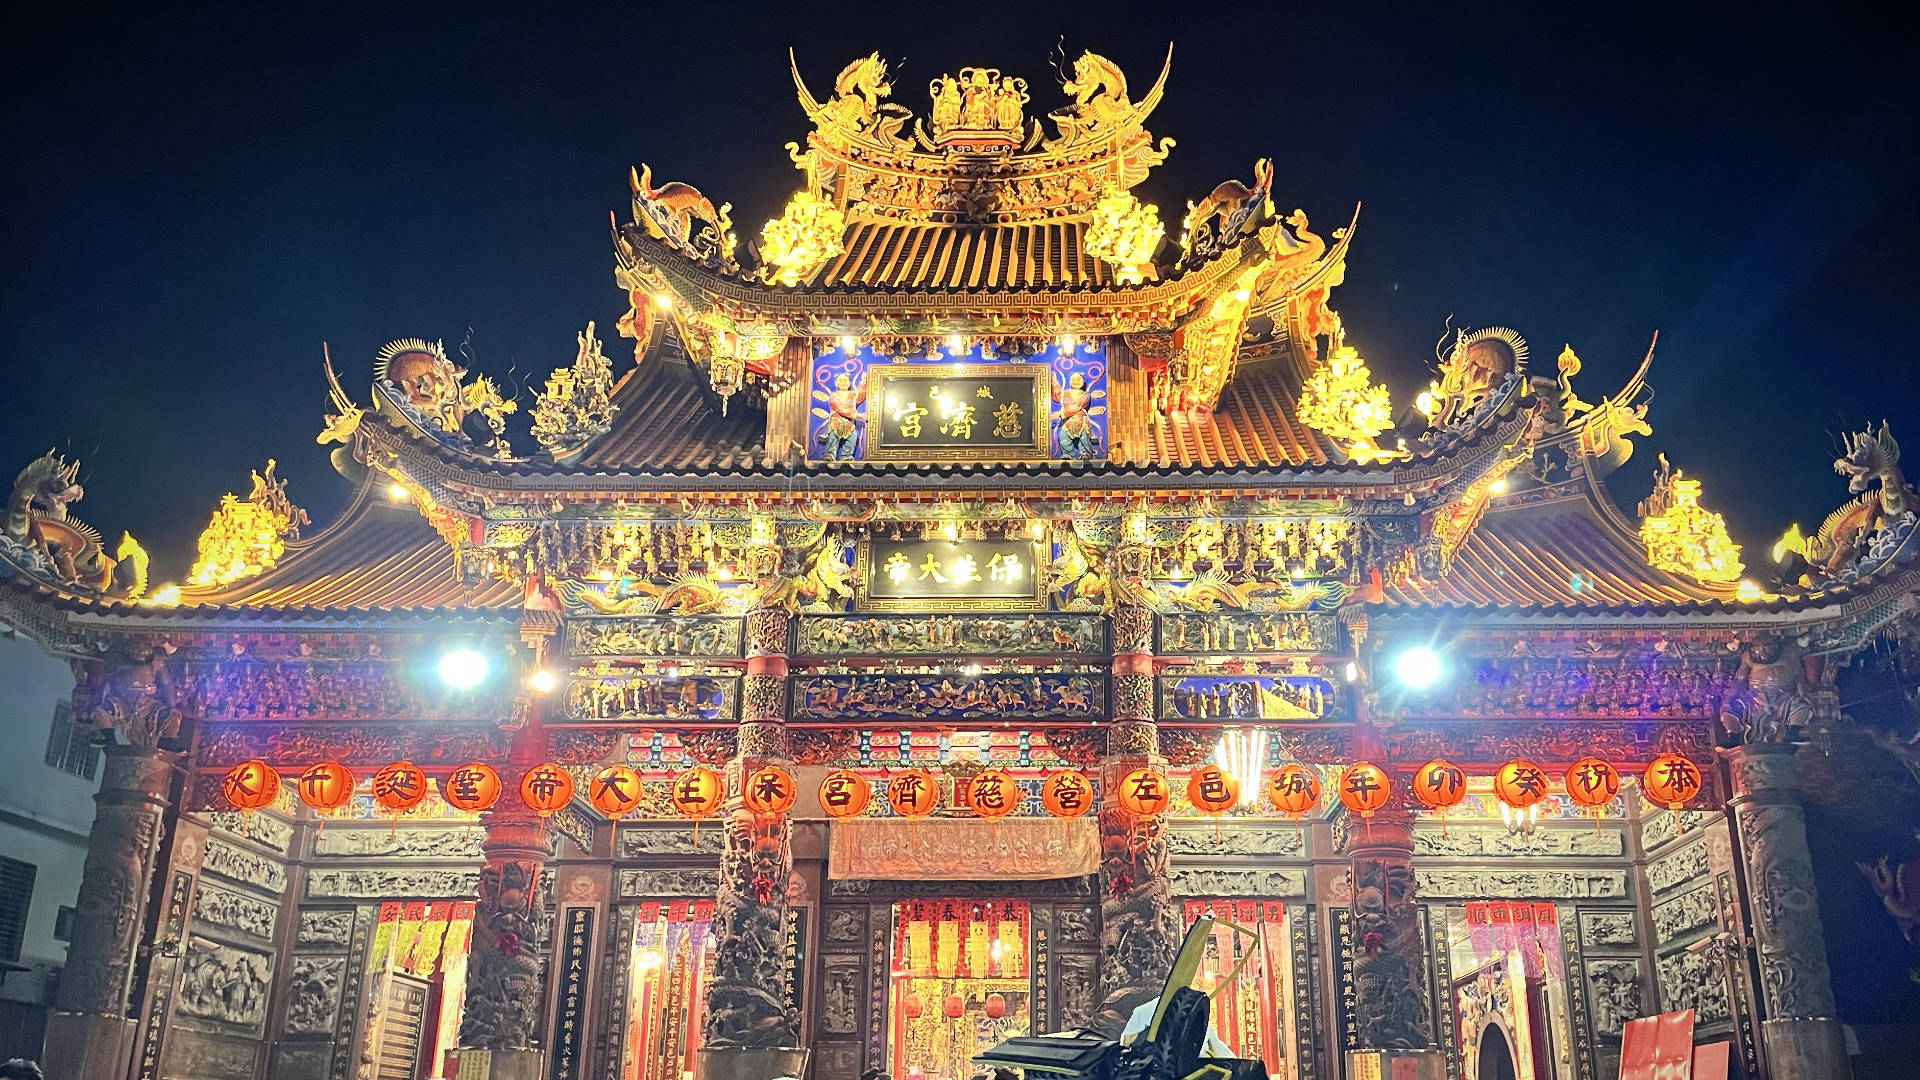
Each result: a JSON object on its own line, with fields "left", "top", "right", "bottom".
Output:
{"left": 0, "top": 42, "right": 1913, "bottom": 1080}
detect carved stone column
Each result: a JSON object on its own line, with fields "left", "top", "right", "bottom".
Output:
{"left": 42, "top": 744, "right": 180, "bottom": 1080}
{"left": 1341, "top": 801, "right": 1435, "bottom": 1052}
{"left": 1093, "top": 602, "right": 1182, "bottom": 1036}
{"left": 456, "top": 799, "right": 551, "bottom": 1080}
{"left": 696, "top": 606, "right": 804, "bottom": 1080}
{"left": 1727, "top": 744, "right": 1851, "bottom": 1079}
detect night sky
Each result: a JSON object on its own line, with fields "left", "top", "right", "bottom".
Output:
{"left": 3, "top": 4, "right": 1915, "bottom": 575}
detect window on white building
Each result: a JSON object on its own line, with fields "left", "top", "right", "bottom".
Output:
{"left": 0, "top": 857, "right": 35, "bottom": 963}
{"left": 43, "top": 701, "right": 98, "bottom": 780}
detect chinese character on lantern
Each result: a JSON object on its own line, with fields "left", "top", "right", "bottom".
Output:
{"left": 1115, "top": 768, "right": 1170, "bottom": 818}
{"left": 373, "top": 761, "right": 430, "bottom": 814}
{"left": 743, "top": 766, "right": 796, "bottom": 818}
{"left": 223, "top": 759, "right": 279, "bottom": 812}
{"left": 1186, "top": 764, "right": 1238, "bottom": 816}
{"left": 1338, "top": 762, "right": 1391, "bottom": 820}
{"left": 968, "top": 769, "right": 1018, "bottom": 819}
{"left": 1041, "top": 770, "right": 1093, "bottom": 818}
{"left": 590, "top": 764, "right": 644, "bottom": 819}
{"left": 819, "top": 769, "right": 870, "bottom": 819}
{"left": 520, "top": 762, "right": 576, "bottom": 817}
{"left": 887, "top": 768, "right": 939, "bottom": 818}
{"left": 443, "top": 762, "right": 501, "bottom": 813}
{"left": 297, "top": 760, "right": 355, "bottom": 816}
{"left": 1266, "top": 764, "right": 1321, "bottom": 818}
{"left": 1493, "top": 759, "right": 1549, "bottom": 811}
{"left": 669, "top": 766, "right": 724, "bottom": 818}
{"left": 1642, "top": 753, "right": 1702, "bottom": 811}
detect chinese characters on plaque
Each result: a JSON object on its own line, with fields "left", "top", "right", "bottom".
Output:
{"left": 859, "top": 538, "right": 1044, "bottom": 609}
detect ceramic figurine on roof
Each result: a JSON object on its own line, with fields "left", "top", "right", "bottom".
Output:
{"left": 1774, "top": 420, "right": 1918, "bottom": 587}
{"left": 0, "top": 450, "right": 148, "bottom": 596}
{"left": 372, "top": 337, "right": 518, "bottom": 457}
{"left": 531, "top": 321, "right": 620, "bottom": 463}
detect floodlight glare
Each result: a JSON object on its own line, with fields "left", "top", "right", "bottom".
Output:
{"left": 1393, "top": 645, "right": 1444, "bottom": 690}
{"left": 529, "top": 669, "right": 558, "bottom": 693}
{"left": 438, "top": 648, "right": 490, "bottom": 689}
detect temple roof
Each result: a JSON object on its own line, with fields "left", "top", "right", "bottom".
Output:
{"left": 813, "top": 217, "right": 1140, "bottom": 290}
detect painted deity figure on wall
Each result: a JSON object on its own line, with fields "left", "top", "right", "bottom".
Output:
{"left": 812, "top": 371, "right": 867, "bottom": 460}
{"left": 1053, "top": 371, "right": 1106, "bottom": 459}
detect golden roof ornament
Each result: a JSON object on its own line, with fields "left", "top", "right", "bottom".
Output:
{"left": 2, "top": 450, "right": 149, "bottom": 597}
{"left": 373, "top": 338, "right": 518, "bottom": 457}
{"left": 1638, "top": 453, "right": 1744, "bottom": 584}
{"left": 1297, "top": 341, "right": 1399, "bottom": 461}
{"left": 188, "top": 460, "right": 310, "bottom": 588}
{"left": 531, "top": 321, "right": 619, "bottom": 461}
{"left": 757, "top": 190, "right": 847, "bottom": 285}
{"left": 1083, "top": 188, "right": 1164, "bottom": 284}
{"left": 1772, "top": 420, "right": 1917, "bottom": 587}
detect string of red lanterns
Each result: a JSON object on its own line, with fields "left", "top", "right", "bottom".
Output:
{"left": 223, "top": 757, "right": 1710, "bottom": 824}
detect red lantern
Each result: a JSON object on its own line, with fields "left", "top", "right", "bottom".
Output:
{"left": 373, "top": 761, "right": 430, "bottom": 814}
{"left": 1266, "top": 764, "right": 1321, "bottom": 818}
{"left": 1041, "top": 770, "right": 1094, "bottom": 819}
{"left": 589, "top": 765, "right": 644, "bottom": 819}
{"left": 1410, "top": 760, "right": 1466, "bottom": 811}
{"left": 520, "top": 762, "right": 575, "bottom": 817}
{"left": 943, "top": 994, "right": 965, "bottom": 1019}
{"left": 222, "top": 759, "right": 279, "bottom": 812}
{"left": 1565, "top": 757, "right": 1622, "bottom": 809}
{"left": 967, "top": 769, "right": 1019, "bottom": 820}
{"left": 1493, "top": 759, "right": 1550, "bottom": 811}
{"left": 297, "top": 760, "right": 355, "bottom": 815}
{"left": 1186, "top": 764, "right": 1238, "bottom": 816}
{"left": 886, "top": 768, "right": 939, "bottom": 818}
{"left": 1642, "top": 753, "right": 1703, "bottom": 811}
{"left": 984, "top": 992, "right": 1007, "bottom": 1019}
{"left": 819, "top": 769, "right": 870, "bottom": 819}
{"left": 443, "top": 762, "right": 502, "bottom": 814}
{"left": 1114, "top": 768, "right": 1171, "bottom": 818}
{"left": 1338, "top": 762, "right": 1392, "bottom": 820}
{"left": 668, "top": 766, "right": 725, "bottom": 818}
{"left": 742, "top": 766, "right": 796, "bottom": 818}
{"left": 903, "top": 993, "right": 924, "bottom": 1019}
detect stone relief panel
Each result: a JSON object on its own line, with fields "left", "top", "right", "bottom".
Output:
{"left": 618, "top": 826, "right": 725, "bottom": 858}
{"left": 297, "top": 908, "right": 356, "bottom": 948}
{"left": 1578, "top": 911, "right": 1638, "bottom": 950}
{"left": 1413, "top": 826, "right": 1624, "bottom": 858}
{"left": 1416, "top": 870, "right": 1629, "bottom": 900}
{"left": 176, "top": 942, "right": 274, "bottom": 1037}
{"left": 269, "top": 1044, "right": 331, "bottom": 1080}
{"left": 283, "top": 955, "right": 347, "bottom": 1036}
{"left": 311, "top": 826, "right": 483, "bottom": 859}
{"left": 1055, "top": 953, "right": 1098, "bottom": 1030}
{"left": 1646, "top": 842, "right": 1709, "bottom": 896}
{"left": 821, "top": 960, "right": 863, "bottom": 1035}
{"left": 161, "top": 1028, "right": 260, "bottom": 1080}
{"left": 1652, "top": 885, "right": 1718, "bottom": 943}
{"left": 1166, "top": 824, "right": 1305, "bottom": 857}
{"left": 1655, "top": 949, "right": 1729, "bottom": 1025}
{"left": 814, "top": 1044, "right": 863, "bottom": 1079}
{"left": 1639, "top": 808, "right": 1715, "bottom": 851}
{"left": 305, "top": 868, "right": 478, "bottom": 900}
{"left": 1055, "top": 906, "right": 1097, "bottom": 947}
{"left": 1170, "top": 868, "right": 1308, "bottom": 899}
{"left": 618, "top": 869, "right": 721, "bottom": 899}
{"left": 823, "top": 907, "right": 866, "bottom": 945}
{"left": 1585, "top": 959, "right": 1645, "bottom": 1037}
{"left": 201, "top": 837, "right": 288, "bottom": 893}
{"left": 203, "top": 810, "right": 293, "bottom": 853}
{"left": 193, "top": 881, "right": 278, "bottom": 943}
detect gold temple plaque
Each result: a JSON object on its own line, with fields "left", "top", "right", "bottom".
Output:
{"left": 856, "top": 537, "right": 1047, "bottom": 612}
{"left": 865, "top": 363, "right": 1051, "bottom": 462}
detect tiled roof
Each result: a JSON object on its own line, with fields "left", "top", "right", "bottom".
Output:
{"left": 182, "top": 486, "right": 521, "bottom": 613}
{"left": 1381, "top": 497, "right": 1728, "bottom": 610}
{"left": 814, "top": 218, "right": 1140, "bottom": 290}
{"left": 574, "top": 352, "right": 768, "bottom": 470}
{"left": 1133, "top": 357, "right": 1339, "bottom": 469}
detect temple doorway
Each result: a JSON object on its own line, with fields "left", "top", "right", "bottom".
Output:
{"left": 1478, "top": 1025, "right": 1519, "bottom": 1080}
{"left": 1181, "top": 900, "right": 1302, "bottom": 1076}
{"left": 362, "top": 900, "right": 476, "bottom": 1080}
{"left": 618, "top": 900, "right": 718, "bottom": 1080}
{"left": 886, "top": 899, "right": 1032, "bottom": 1080}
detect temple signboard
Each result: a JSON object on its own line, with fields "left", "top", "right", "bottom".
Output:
{"left": 866, "top": 366, "right": 1048, "bottom": 458}
{"left": 857, "top": 537, "right": 1045, "bottom": 611}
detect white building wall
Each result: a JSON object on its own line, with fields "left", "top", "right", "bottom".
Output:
{"left": 0, "top": 626, "right": 98, "bottom": 1008}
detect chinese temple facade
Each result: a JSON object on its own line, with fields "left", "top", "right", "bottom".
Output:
{"left": 1, "top": 46, "right": 1915, "bottom": 1080}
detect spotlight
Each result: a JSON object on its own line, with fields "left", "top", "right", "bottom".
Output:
{"left": 1392, "top": 645, "right": 1444, "bottom": 690}
{"left": 1489, "top": 478, "right": 1508, "bottom": 494}
{"left": 946, "top": 333, "right": 965, "bottom": 355}
{"left": 653, "top": 293, "right": 673, "bottom": 309}
{"left": 529, "top": 669, "right": 557, "bottom": 693}
{"left": 387, "top": 483, "right": 409, "bottom": 502}
{"left": 1343, "top": 661, "right": 1359, "bottom": 683}
{"left": 437, "top": 648, "right": 489, "bottom": 689}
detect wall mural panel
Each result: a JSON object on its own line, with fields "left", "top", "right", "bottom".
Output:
{"left": 565, "top": 616, "right": 743, "bottom": 658}
{"left": 797, "top": 612, "right": 1104, "bottom": 655}
{"left": 565, "top": 673, "right": 739, "bottom": 723}
{"left": 795, "top": 672, "right": 1104, "bottom": 721}
{"left": 1159, "top": 612, "right": 1337, "bottom": 654}
{"left": 1158, "top": 675, "right": 1332, "bottom": 721}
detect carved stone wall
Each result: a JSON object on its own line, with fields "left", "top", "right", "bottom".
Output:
{"left": 1344, "top": 810, "right": 1433, "bottom": 1051}
{"left": 1415, "top": 869, "right": 1628, "bottom": 899}
{"left": 193, "top": 880, "right": 278, "bottom": 943}
{"left": 283, "top": 955, "right": 348, "bottom": 1036}
{"left": 305, "top": 866, "right": 480, "bottom": 899}
{"left": 1413, "top": 825, "right": 1623, "bottom": 858}
{"left": 174, "top": 942, "right": 274, "bottom": 1037}
{"left": 310, "top": 824, "right": 483, "bottom": 859}
{"left": 1728, "top": 746, "right": 1840, "bottom": 1021}
{"left": 56, "top": 746, "right": 177, "bottom": 1018}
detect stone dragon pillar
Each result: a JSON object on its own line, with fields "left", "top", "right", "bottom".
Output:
{"left": 457, "top": 795, "right": 551, "bottom": 1080}
{"left": 1093, "top": 598, "right": 1182, "bottom": 1036}
{"left": 43, "top": 646, "right": 187, "bottom": 1080}
{"left": 1719, "top": 634, "right": 1851, "bottom": 1078}
{"left": 696, "top": 602, "right": 804, "bottom": 1078}
{"left": 1342, "top": 715, "right": 1435, "bottom": 1060}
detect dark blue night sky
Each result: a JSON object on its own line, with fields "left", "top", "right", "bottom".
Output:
{"left": 3, "top": 3, "right": 1914, "bottom": 571}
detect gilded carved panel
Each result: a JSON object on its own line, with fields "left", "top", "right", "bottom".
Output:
{"left": 797, "top": 612, "right": 1105, "bottom": 655}
{"left": 565, "top": 616, "right": 742, "bottom": 658}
